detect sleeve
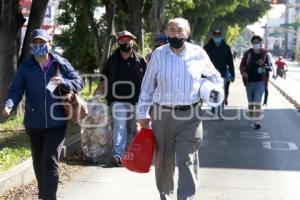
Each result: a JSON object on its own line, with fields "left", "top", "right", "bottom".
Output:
{"left": 100, "top": 57, "right": 111, "bottom": 82}
{"left": 140, "top": 56, "right": 147, "bottom": 74}
{"left": 4, "top": 64, "right": 25, "bottom": 109}
{"left": 266, "top": 53, "right": 275, "bottom": 76}
{"left": 136, "top": 50, "right": 158, "bottom": 119}
{"left": 240, "top": 51, "right": 248, "bottom": 75}
{"left": 200, "top": 48, "right": 223, "bottom": 87}
{"left": 59, "top": 59, "right": 84, "bottom": 93}
{"left": 227, "top": 47, "right": 235, "bottom": 79}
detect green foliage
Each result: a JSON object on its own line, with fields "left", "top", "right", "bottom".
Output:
{"left": 211, "top": 0, "right": 271, "bottom": 44}
{"left": 80, "top": 80, "right": 99, "bottom": 100}
{"left": 0, "top": 131, "right": 30, "bottom": 173}
{"left": 0, "top": 114, "right": 24, "bottom": 131}
{"left": 53, "top": 0, "right": 272, "bottom": 70}
{"left": 179, "top": 0, "right": 247, "bottom": 41}
{"left": 225, "top": 25, "right": 242, "bottom": 45}
{"left": 54, "top": 0, "right": 105, "bottom": 73}
{"left": 0, "top": 147, "right": 31, "bottom": 173}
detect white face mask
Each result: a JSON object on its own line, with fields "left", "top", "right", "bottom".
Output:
{"left": 252, "top": 44, "right": 261, "bottom": 50}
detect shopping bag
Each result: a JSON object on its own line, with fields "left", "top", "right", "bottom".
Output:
{"left": 122, "top": 128, "right": 156, "bottom": 173}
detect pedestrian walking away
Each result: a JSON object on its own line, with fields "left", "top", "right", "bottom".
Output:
{"left": 2, "top": 28, "right": 84, "bottom": 200}
{"left": 240, "top": 35, "right": 272, "bottom": 129}
{"left": 94, "top": 30, "right": 147, "bottom": 167}
{"left": 137, "top": 17, "right": 223, "bottom": 200}
{"left": 204, "top": 29, "right": 235, "bottom": 117}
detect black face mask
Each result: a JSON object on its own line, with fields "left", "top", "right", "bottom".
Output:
{"left": 119, "top": 43, "right": 132, "bottom": 52}
{"left": 168, "top": 37, "right": 186, "bottom": 49}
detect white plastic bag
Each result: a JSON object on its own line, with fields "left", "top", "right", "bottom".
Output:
{"left": 80, "top": 97, "right": 112, "bottom": 162}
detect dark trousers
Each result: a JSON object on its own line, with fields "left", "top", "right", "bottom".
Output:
{"left": 26, "top": 125, "right": 67, "bottom": 200}
{"left": 224, "top": 81, "right": 230, "bottom": 100}
{"left": 263, "top": 88, "right": 269, "bottom": 105}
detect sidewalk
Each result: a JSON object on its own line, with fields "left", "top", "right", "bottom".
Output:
{"left": 270, "top": 59, "right": 300, "bottom": 109}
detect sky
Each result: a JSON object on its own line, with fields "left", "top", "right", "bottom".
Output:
{"left": 247, "top": 4, "right": 286, "bottom": 37}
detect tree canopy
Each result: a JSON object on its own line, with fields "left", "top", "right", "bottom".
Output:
{"left": 53, "top": 0, "right": 271, "bottom": 73}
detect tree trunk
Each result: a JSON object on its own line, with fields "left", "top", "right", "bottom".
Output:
{"left": 19, "top": 0, "right": 49, "bottom": 64}
{"left": 81, "top": 0, "right": 102, "bottom": 69}
{"left": 127, "top": 0, "right": 144, "bottom": 53}
{"left": 101, "top": 0, "right": 116, "bottom": 72}
{"left": 0, "top": 0, "right": 25, "bottom": 122}
{"left": 149, "top": 0, "right": 167, "bottom": 44}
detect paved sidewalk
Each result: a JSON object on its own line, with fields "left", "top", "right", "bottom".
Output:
{"left": 270, "top": 59, "right": 300, "bottom": 109}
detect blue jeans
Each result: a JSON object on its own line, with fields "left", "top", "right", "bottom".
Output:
{"left": 111, "top": 102, "right": 137, "bottom": 158}
{"left": 246, "top": 81, "right": 265, "bottom": 104}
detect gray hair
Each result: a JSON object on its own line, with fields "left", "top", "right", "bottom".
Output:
{"left": 167, "top": 17, "right": 191, "bottom": 35}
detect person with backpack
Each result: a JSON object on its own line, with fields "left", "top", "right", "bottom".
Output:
{"left": 93, "top": 30, "right": 147, "bottom": 166}
{"left": 240, "top": 35, "right": 272, "bottom": 129}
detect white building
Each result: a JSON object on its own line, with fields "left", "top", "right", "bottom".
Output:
{"left": 284, "top": 0, "right": 300, "bottom": 59}
{"left": 265, "top": 13, "right": 285, "bottom": 55}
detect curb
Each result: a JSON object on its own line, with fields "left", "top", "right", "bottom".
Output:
{"left": 269, "top": 79, "right": 300, "bottom": 111}
{"left": 0, "top": 134, "right": 81, "bottom": 196}
{"left": 0, "top": 159, "right": 34, "bottom": 195}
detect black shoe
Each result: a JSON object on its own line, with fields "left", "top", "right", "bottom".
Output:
{"left": 110, "top": 155, "right": 122, "bottom": 167}
{"left": 254, "top": 122, "right": 261, "bottom": 130}
{"left": 224, "top": 99, "right": 228, "bottom": 105}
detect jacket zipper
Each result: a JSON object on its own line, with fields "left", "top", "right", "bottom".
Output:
{"left": 44, "top": 73, "right": 48, "bottom": 128}
{"left": 39, "top": 65, "right": 48, "bottom": 128}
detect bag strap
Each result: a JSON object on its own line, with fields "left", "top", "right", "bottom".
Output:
{"left": 55, "top": 62, "right": 60, "bottom": 77}
{"left": 55, "top": 63, "right": 63, "bottom": 96}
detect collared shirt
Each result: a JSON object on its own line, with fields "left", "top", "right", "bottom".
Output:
{"left": 137, "top": 42, "right": 223, "bottom": 119}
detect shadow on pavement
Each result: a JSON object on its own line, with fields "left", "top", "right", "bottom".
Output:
{"left": 199, "top": 108, "right": 300, "bottom": 171}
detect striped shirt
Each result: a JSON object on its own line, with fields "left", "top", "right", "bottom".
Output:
{"left": 137, "top": 42, "right": 223, "bottom": 119}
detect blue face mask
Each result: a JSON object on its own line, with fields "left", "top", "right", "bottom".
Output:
{"left": 213, "top": 37, "right": 222, "bottom": 45}
{"left": 31, "top": 44, "right": 49, "bottom": 57}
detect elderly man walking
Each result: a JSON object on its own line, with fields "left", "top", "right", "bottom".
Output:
{"left": 137, "top": 17, "right": 223, "bottom": 200}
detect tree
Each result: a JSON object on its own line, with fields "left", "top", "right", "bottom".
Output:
{"left": 19, "top": 0, "right": 50, "bottom": 63}
{"left": 148, "top": 0, "right": 167, "bottom": 42}
{"left": 211, "top": 0, "right": 271, "bottom": 44}
{"left": 101, "top": 0, "right": 117, "bottom": 69}
{"left": 81, "top": 0, "right": 101, "bottom": 69}
{"left": 0, "top": 0, "right": 26, "bottom": 122}
{"left": 126, "top": 0, "right": 145, "bottom": 53}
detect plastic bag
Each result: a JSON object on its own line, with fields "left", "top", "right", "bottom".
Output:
{"left": 80, "top": 97, "right": 112, "bottom": 162}
{"left": 122, "top": 128, "right": 156, "bottom": 173}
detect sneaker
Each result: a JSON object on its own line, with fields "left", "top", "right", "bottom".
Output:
{"left": 110, "top": 155, "right": 122, "bottom": 167}
{"left": 254, "top": 122, "right": 261, "bottom": 130}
